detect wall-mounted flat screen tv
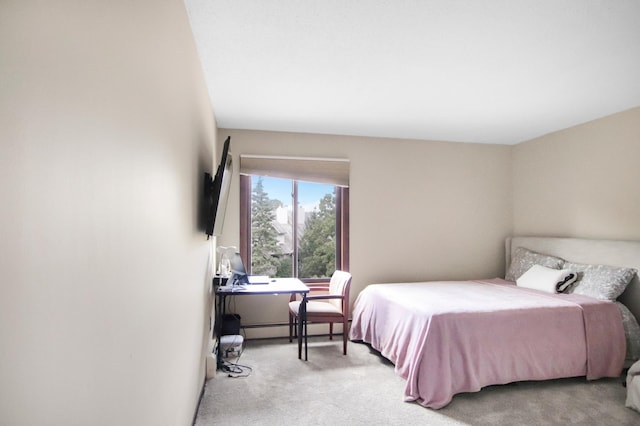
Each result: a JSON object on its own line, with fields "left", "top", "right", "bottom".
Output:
{"left": 204, "top": 136, "right": 232, "bottom": 238}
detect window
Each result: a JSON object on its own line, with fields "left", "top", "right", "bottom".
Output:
{"left": 239, "top": 157, "right": 349, "bottom": 281}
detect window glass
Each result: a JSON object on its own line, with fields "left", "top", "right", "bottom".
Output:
{"left": 250, "top": 176, "right": 291, "bottom": 277}
{"left": 249, "top": 176, "right": 335, "bottom": 279}
{"left": 297, "top": 181, "right": 336, "bottom": 278}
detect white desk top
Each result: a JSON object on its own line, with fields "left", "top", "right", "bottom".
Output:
{"left": 215, "top": 277, "right": 309, "bottom": 295}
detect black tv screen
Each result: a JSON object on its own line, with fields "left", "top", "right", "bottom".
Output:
{"left": 204, "top": 136, "right": 233, "bottom": 237}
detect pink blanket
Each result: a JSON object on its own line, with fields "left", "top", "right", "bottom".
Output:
{"left": 349, "top": 279, "right": 626, "bottom": 409}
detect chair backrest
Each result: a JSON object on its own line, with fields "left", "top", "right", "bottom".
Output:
{"left": 328, "top": 270, "right": 352, "bottom": 313}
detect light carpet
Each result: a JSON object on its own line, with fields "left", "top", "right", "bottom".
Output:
{"left": 195, "top": 336, "right": 639, "bottom": 425}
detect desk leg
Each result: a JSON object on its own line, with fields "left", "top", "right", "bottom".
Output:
{"left": 216, "top": 294, "right": 226, "bottom": 369}
{"left": 304, "top": 296, "right": 308, "bottom": 361}
{"left": 298, "top": 293, "right": 308, "bottom": 361}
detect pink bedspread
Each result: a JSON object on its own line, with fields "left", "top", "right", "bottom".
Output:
{"left": 349, "top": 279, "right": 626, "bottom": 409}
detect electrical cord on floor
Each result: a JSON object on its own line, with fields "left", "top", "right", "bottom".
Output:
{"left": 220, "top": 359, "right": 253, "bottom": 378}
{"left": 220, "top": 332, "right": 252, "bottom": 378}
{"left": 217, "top": 295, "right": 254, "bottom": 377}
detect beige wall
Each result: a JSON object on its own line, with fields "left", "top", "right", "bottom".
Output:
{"left": 513, "top": 107, "right": 640, "bottom": 241}
{"left": 217, "top": 129, "right": 513, "bottom": 337}
{"left": 221, "top": 108, "right": 640, "bottom": 338}
{"left": 0, "top": 1, "right": 217, "bottom": 425}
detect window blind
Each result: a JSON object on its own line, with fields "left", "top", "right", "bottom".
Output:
{"left": 239, "top": 155, "right": 350, "bottom": 187}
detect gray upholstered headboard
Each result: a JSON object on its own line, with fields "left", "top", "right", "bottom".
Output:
{"left": 505, "top": 236, "right": 640, "bottom": 323}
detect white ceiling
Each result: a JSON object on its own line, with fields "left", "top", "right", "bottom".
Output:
{"left": 185, "top": 0, "right": 640, "bottom": 145}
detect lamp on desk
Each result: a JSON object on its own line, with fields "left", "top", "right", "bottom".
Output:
{"left": 216, "top": 246, "right": 237, "bottom": 278}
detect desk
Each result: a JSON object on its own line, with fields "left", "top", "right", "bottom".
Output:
{"left": 214, "top": 278, "right": 310, "bottom": 364}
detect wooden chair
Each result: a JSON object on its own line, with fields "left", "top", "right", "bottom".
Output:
{"left": 288, "top": 270, "right": 353, "bottom": 355}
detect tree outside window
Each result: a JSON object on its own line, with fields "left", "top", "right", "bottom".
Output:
{"left": 247, "top": 176, "right": 337, "bottom": 279}
{"left": 298, "top": 193, "right": 336, "bottom": 278}
{"left": 250, "top": 178, "right": 282, "bottom": 276}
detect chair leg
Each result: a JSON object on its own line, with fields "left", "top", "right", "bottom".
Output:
{"left": 343, "top": 319, "right": 348, "bottom": 355}
{"left": 329, "top": 323, "right": 333, "bottom": 340}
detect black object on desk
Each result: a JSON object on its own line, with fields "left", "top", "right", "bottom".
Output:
{"left": 213, "top": 278, "right": 310, "bottom": 365}
{"left": 213, "top": 275, "right": 229, "bottom": 287}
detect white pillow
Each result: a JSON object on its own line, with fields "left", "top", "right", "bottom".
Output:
{"left": 516, "top": 264, "right": 576, "bottom": 294}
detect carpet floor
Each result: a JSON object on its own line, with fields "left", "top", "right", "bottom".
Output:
{"left": 195, "top": 336, "right": 639, "bottom": 425}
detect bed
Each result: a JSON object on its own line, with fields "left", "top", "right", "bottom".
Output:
{"left": 349, "top": 236, "right": 640, "bottom": 409}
